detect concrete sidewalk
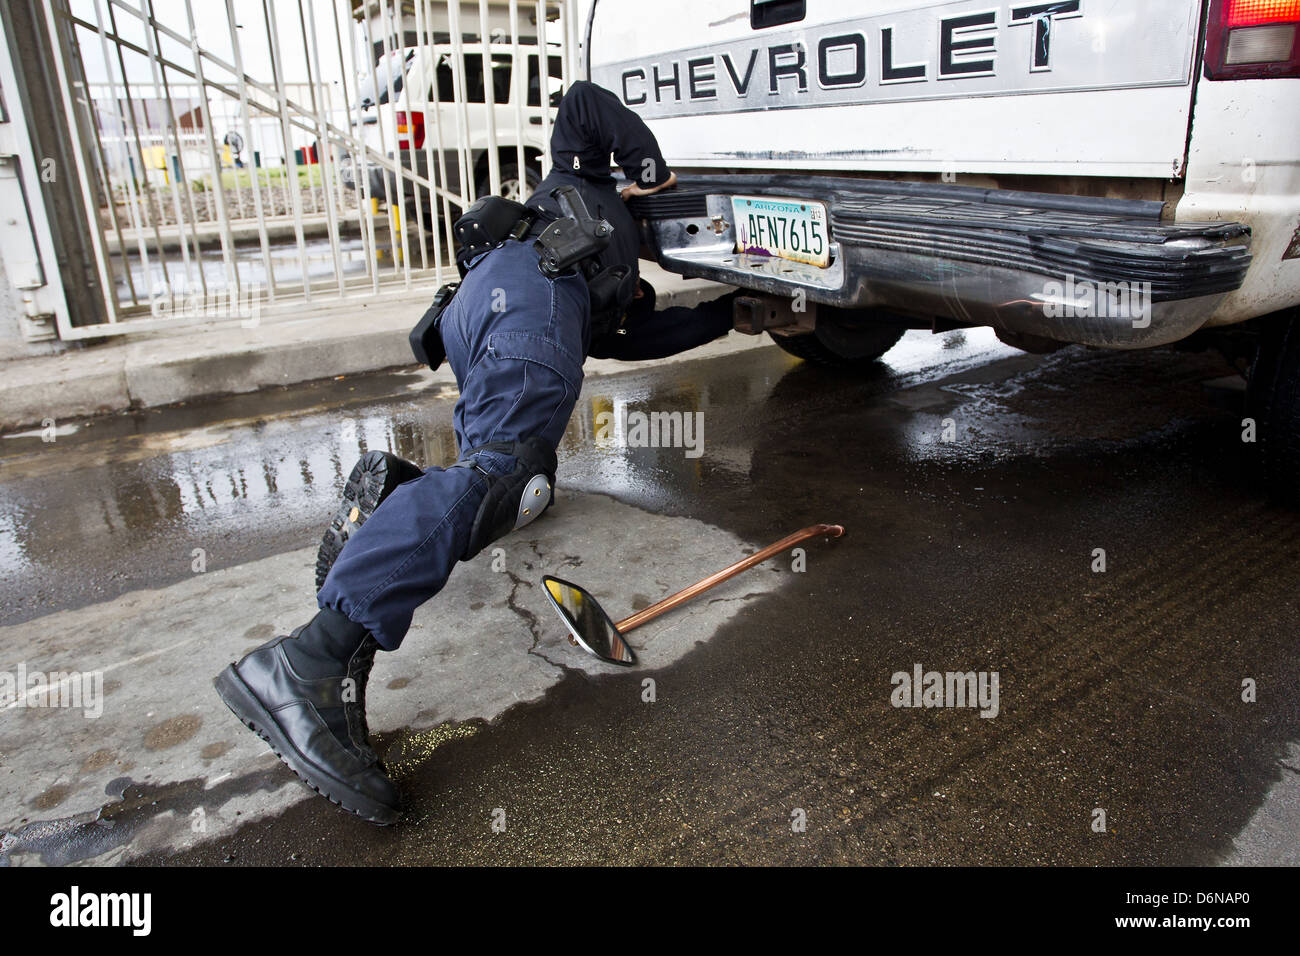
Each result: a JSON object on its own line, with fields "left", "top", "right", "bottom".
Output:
{"left": 0, "top": 264, "right": 733, "bottom": 432}
{"left": 0, "top": 493, "right": 785, "bottom": 863}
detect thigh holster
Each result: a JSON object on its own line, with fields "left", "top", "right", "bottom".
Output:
{"left": 451, "top": 436, "right": 558, "bottom": 560}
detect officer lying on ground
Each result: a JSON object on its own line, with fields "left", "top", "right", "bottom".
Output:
{"left": 214, "top": 81, "right": 736, "bottom": 823}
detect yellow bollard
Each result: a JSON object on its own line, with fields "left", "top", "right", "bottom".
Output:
{"left": 591, "top": 396, "right": 614, "bottom": 444}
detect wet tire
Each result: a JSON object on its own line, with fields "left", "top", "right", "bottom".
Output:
{"left": 1248, "top": 309, "right": 1300, "bottom": 506}
{"left": 769, "top": 307, "right": 907, "bottom": 369}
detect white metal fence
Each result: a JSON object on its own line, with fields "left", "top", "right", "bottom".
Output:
{"left": 45, "top": 0, "right": 577, "bottom": 339}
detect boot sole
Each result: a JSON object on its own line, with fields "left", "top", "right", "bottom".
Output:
{"left": 315, "top": 451, "right": 422, "bottom": 592}
{"left": 213, "top": 664, "right": 400, "bottom": 826}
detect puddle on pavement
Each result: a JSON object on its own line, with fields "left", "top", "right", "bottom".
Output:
{"left": 0, "top": 329, "right": 1178, "bottom": 604}
{"left": 1, "top": 328, "right": 1242, "bottom": 625}
{"left": 1, "top": 772, "right": 277, "bottom": 866}
{"left": 0, "top": 718, "right": 483, "bottom": 866}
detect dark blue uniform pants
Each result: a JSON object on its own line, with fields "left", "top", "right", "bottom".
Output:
{"left": 317, "top": 240, "right": 590, "bottom": 649}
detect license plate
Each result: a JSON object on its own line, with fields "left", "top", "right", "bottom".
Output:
{"left": 731, "top": 195, "right": 830, "bottom": 267}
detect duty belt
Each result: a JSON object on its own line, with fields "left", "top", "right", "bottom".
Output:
{"left": 408, "top": 187, "right": 630, "bottom": 372}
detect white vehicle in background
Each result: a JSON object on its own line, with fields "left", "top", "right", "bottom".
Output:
{"left": 588, "top": 0, "right": 1300, "bottom": 501}
{"left": 342, "top": 42, "right": 564, "bottom": 214}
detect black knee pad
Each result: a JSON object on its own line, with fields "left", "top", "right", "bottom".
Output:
{"left": 459, "top": 437, "right": 558, "bottom": 560}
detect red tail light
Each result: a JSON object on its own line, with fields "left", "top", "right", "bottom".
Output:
{"left": 1205, "top": 0, "right": 1300, "bottom": 78}
{"left": 1225, "top": 0, "right": 1300, "bottom": 25}
{"left": 396, "top": 110, "right": 425, "bottom": 150}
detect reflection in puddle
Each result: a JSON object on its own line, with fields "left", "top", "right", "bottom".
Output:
{"left": 0, "top": 329, "right": 1016, "bottom": 594}
{"left": 563, "top": 328, "right": 1016, "bottom": 510}
{"left": 0, "top": 406, "right": 460, "bottom": 581}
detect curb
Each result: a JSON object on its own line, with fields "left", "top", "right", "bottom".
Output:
{"left": 0, "top": 267, "right": 733, "bottom": 432}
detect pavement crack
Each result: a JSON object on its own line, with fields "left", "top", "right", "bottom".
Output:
{"left": 705, "top": 590, "right": 765, "bottom": 606}
{"left": 502, "top": 569, "right": 542, "bottom": 650}
{"left": 505, "top": 541, "right": 585, "bottom": 678}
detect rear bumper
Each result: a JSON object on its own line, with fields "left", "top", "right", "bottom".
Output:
{"left": 628, "top": 175, "right": 1253, "bottom": 349}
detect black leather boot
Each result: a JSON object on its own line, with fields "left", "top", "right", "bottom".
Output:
{"left": 213, "top": 608, "right": 400, "bottom": 824}
{"left": 316, "top": 451, "right": 423, "bottom": 590}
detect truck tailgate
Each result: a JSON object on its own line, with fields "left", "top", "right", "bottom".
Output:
{"left": 589, "top": 0, "right": 1205, "bottom": 178}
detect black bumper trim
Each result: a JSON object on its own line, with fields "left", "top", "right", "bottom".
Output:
{"left": 627, "top": 174, "right": 1251, "bottom": 299}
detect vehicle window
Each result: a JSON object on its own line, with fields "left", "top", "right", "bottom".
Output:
{"left": 435, "top": 59, "right": 455, "bottom": 103}
{"left": 433, "top": 53, "right": 513, "bottom": 104}
{"left": 357, "top": 49, "right": 412, "bottom": 109}
{"left": 435, "top": 59, "right": 454, "bottom": 103}
{"left": 527, "top": 54, "right": 564, "bottom": 107}
{"left": 487, "top": 55, "right": 512, "bottom": 104}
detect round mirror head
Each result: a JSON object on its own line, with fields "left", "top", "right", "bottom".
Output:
{"left": 541, "top": 574, "right": 636, "bottom": 666}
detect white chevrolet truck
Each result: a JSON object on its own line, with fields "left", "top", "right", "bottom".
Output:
{"left": 585, "top": 0, "right": 1300, "bottom": 500}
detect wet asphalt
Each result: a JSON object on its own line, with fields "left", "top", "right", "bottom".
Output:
{"left": 2, "top": 329, "right": 1297, "bottom": 865}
